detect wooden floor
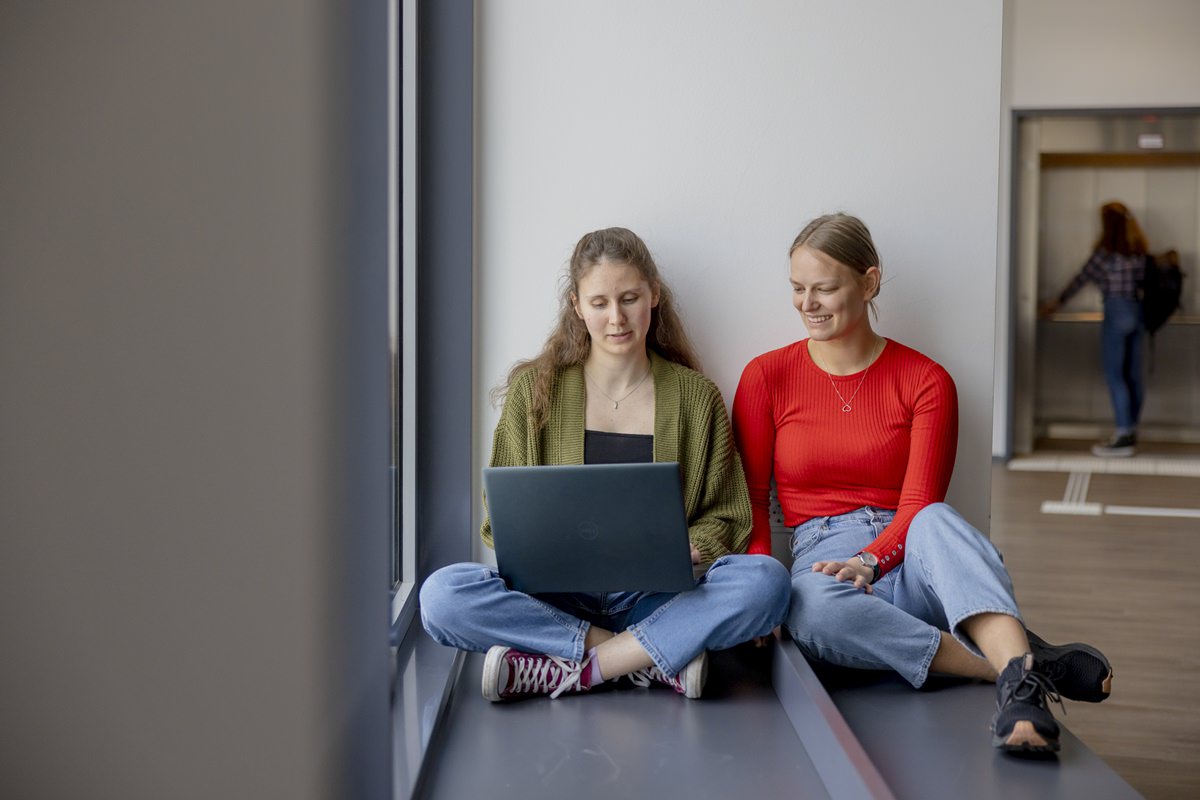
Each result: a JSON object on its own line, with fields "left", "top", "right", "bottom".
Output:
{"left": 990, "top": 443, "right": 1200, "bottom": 800}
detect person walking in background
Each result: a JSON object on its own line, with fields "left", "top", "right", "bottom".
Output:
{"left": 1040, "top": 201, "right": 1148, "bottom": 457}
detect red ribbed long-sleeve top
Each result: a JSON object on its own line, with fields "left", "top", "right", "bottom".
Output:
{"left": 732, "top": 338, "right": 957, "bottom": 577}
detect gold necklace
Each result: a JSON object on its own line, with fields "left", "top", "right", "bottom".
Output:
{"left": 585, "top": 365, "right": 653, "bottom": 410}
{"left": 813, "top": 338, "right": 882, "bottom": 413}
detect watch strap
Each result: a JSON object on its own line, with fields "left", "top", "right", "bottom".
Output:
{"left": 856, "top": 552, "right": 881, "bottom": 584}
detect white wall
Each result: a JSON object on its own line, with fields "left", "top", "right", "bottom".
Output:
{"left": 993, "top": 0, "right": 1200, "bottom": 454}
{"left": 475, "top": 0, "right": 1003, "bottom": 551}
{"left": 1011, "top": 0, "right": 1200, "bottom": 109}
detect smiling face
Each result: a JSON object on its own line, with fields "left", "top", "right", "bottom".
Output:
{"left": 572, "top": 259, "right": 659, "bottom": 361}
{"left": 789, "top": 245, "right": 879, "bottom": 343}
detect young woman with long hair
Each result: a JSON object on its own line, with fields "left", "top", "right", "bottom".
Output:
{"left": 1041, "top": 201, "right": 1149, "bottom": 456}
{"left": 421, "top": 227, "right": 789, "bottom": 701}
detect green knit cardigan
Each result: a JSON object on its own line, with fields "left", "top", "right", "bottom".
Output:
{"left": 480, "top": 351, "right": 753, "bottom": 562}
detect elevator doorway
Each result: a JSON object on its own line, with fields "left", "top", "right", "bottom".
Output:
{"left": 1008, "top": 109, "right": 1200, "bottom": 458}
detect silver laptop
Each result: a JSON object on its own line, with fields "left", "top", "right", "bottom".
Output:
{"left": 482, "top": 462, "right": 697, "bottom": 594}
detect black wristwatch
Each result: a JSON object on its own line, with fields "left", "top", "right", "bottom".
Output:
{"left": 855, "top": 551, "right": 880, "bottom": 584}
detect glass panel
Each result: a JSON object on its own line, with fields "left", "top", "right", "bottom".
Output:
{"left": 389, "top": 0, "right": 403, "bottom": 588}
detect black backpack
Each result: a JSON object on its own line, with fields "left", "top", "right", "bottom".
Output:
{"left": 1141, "top": 251, "right": 1184, "bottom": 337}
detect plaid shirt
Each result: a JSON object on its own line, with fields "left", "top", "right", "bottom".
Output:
{"left": 1059, "top": 249, "right": 1144, "bottom": 303}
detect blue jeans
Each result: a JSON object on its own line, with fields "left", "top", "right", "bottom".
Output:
{"left": 785, "top": 504, "right": 1021, "bottom": 688}
{"left": 1102, "top": 295, "right": 1144, "bottom": 432}
{"left": 420, "top": 554, "right": 790, "bottom": 677}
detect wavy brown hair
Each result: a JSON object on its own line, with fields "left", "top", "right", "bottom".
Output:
{"left": 1096, "top": 201, "right": 1148, "bottom": 256}
{"left": 495, "top": 227, "right": 701, "bottom": 429}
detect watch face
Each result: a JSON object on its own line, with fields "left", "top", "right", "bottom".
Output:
{"left": 860, "top": 552, "right": 878, "bottom": 567}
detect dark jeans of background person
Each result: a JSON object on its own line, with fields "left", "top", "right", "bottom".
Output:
{"left": 1101, "top": 295, "right": 1144, "bottom": 433}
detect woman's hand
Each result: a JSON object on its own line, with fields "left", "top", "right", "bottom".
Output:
{"left": 690, "top": 544, "right": 702, "bottom": 565}
{"left": 811, "top": 559, "right": 874, "bottom": 594}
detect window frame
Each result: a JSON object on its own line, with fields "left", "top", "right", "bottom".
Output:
{"left": 390, "top": 0, "right": 475, "bottom": 636}
{"left": 390, "top": 0, "right": 419, "bottom": 628}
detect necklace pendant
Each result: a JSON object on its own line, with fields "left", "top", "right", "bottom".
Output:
{"left": 613, "top": 401, "right": 619, "bottom": 410}
{"left": 841, "top": 403, "right": 853, "bottom": 412}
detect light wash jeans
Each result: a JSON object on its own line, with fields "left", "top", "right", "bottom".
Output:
{"left": 420, "top": 554, "right": 790, "bottom": 677}
{"left": 785, "top": 504, "right": 1021, "bottom": 689}
{"left": 1102, "top": 295, "right": 1144, "bottom": 433}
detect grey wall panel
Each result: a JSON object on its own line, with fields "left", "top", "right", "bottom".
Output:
{"left": 1143, "top": 326, "right": 1200, "bottom": 425}
{"left": 1095, "top": 169, "right": 1148, "bottom": 219}
{"left": 415, "top": 0, "right": 476, "bottom": 581}
{"left": 1034, "top": 324, "right": 1106, "bottom": 423}
{"left": 1038, "top": 169, "right": 1100, "bottom": 309}
{"left": 1146, "top": 167, "right": 1199, "bottom": 310}
{"left": 341, "top": 0, "right": 394, "bottom": 796}
{"left": 0, "top": 2, "right": 390, "bottom": 797}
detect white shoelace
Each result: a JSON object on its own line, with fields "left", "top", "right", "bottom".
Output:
{"left": 627, "top": 665, "right": 676, "bottom": 690}
{"left": 507, "top": 653, "right": 589, "bottom": 699}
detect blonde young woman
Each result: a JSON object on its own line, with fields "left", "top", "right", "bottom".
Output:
{"left": 732, "top": 213, "right": 1113, "bottom": 754}
{"left": 421, "top": 227, "right": 789, "bottom": 701}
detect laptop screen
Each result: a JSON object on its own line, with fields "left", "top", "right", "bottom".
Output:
{"left": 483, "top": 462, "right": 696, "bottom": 594}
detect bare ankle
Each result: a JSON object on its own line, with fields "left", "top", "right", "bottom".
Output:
{"left": 584, "top": 625, "right": 615, "bottom": 651}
